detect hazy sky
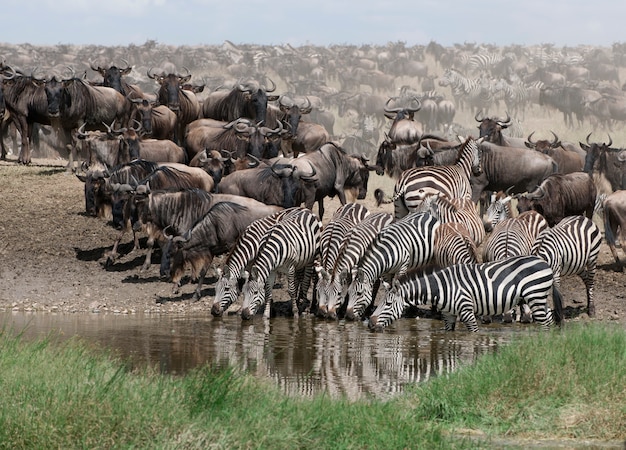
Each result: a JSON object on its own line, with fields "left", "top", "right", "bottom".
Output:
{"left": 3, "top": 1, "right": 626, "bottom": 48}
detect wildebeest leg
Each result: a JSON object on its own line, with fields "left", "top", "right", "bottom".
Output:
{"left": 14, "top": 115, "right": 30, "bottom": 165}
{"left": 106, "top": 228, "right": 127, "bottom": 266}
{"left": 192, "top": 267, "right": 209, "bottom": 300}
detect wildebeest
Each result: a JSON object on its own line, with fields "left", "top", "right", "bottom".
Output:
{"left": 185, "top": 117, "right": 283, "bottom": 161}
{"left": 128, "top": 98, "right": 177, "bottom": 140}
{"left": 90, "top": 61, "right": 143, "bottom": 99}
{"left": 290, "top": 141, "right": 377, "bottom": 218}
{"left": 0, "top": 64, "right": 51, "bottom": 164}
{"left": 202, "top": 78, "right": 279, "bottom": 124}
{"left": 147, "top": 67, "right": 201, "bottom": 145}
{"left": 121, "top": 128, "right": 187, "bottom": 164}
{"left": 516, "top": 172, "right": 597, "bottom": 227}
{"left": 524, "top": 131, "right": 584, "bottom": 174}
{"left": 282, "top": 120, "right": 329, "bottom": 157}
{"left": 45, "top": 69, "right": 130, "bottom": 171}
{"left": 160, "top": 201, "right": 283, "bottom": 297}
{"left": 602, "top": 190, "right": 626, "bottom": 267}
{"left": 383, "top": 96, "right": 423, "bottom": 144}
{"left": 218, "top": 159, "right": 315, "bottom": 208}
{"left": 581, "top": 133, "right": 626, "bottom": 192}
{"left": 188, "top": 149, "right": 229, "bottom": 186}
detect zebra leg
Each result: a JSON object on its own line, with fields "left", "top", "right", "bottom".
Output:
{"left": 296, "top": 265, "right": 315, "bottom": 315}
{"left": 581, "top": 270, "right": 596, "bottom": 317}
{"left": 519, "top": 303, "right": 533, "bottom": 323}
{"left": 442, "top": 313, "right": 457, "bottom": 331}
{"left": 287, "top": 266, "right": 299, "bottom": 318}
{"left": 264, "top": 272, "right": 277, "bottom": 319}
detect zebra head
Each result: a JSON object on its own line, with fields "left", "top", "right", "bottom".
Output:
{"left": 212, "top": 266, "right": 239, "bottom": 317}
{"left": 326, "top": 276, "right": 347, "bottom": 320}
{"left": 345, "top": 268, "right": 374, "bottom": 321}
{"left": 240, "top": 268, "right": 266, "bottom": 320}
{"left": 484, "top": 194, "right": 513, "bottom": 230}
{"left": 314, "top": 265, "right": 331, "bottom": 318}
{"left": 368, "top": 280, "right": 405, "bottom": 331}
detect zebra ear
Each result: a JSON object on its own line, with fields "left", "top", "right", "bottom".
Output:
{"left": 242, "top": 270, "right": 250, "bottom": 282}
{"left": 381, "top": 280, "right": 391, "bottom": 291}
{"left": 249, "top": 267, "right": 259, "bottom": 280}
{"left": 392, "top": 278, "right": 402, "bottom": 291}
{"left": 216, "top": 267, "right": 223, "bottom": 278}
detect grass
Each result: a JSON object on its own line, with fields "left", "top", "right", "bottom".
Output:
{"left": 0, "top": 323, "right": 625, "bottom": 449}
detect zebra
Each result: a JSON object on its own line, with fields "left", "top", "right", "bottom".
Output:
{"left": 438, "top": 68, "right": 495, "bottom": 114}
{"left": 467, "top": 52, "right": 504, "bottom": 74}
{"left": 417, "top": 193, "right": 485, "bottom": 246}
{"left": 433, "top": 222, "right": 479, "bottom": 268}
{"left": 241, "top": 208, "right": 322, "bottom": 319}
{"left": 368, "top": 255, "right": 563, "bottom": 332}
{"left": 483, "top": 196, "right": 549, "bottom": 322}
{"left": 323, "top": 212, "right": 394, "bottom": 320}
{"left": 492, "top": 78, "right": 529, "bottom": 119}
{"left": 375, "top": 136, "right": 482, "bottom": 219}
{"left": 345, "top": 212, "right": 440, "bottom": 321}
{"left": 211, "top": 207, "right": 307, "bottom": 317}
{"left": 532, "top": 215, "right": 602, "bottom": 317}
{"left": 315, "top": 202, "right": 370, "bottom": 318}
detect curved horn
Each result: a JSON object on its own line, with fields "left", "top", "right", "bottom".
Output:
{"left": 264, "top": 77, "right": 276, "bottom": 93}
{"left": 474, "top": 109, "right": 484, "bottom": 122}
{"left": 147, "top": 67, "right": 157, "bottom": 79}
{"left": 586, "top": 132, "right": 593, "bottom": 146}
{"left": 383, "top": 97, "right": 403, "bottom": 113}
{"left": 89, "top": 61, "right": 103, "bottom": 72}
{"left": 77, "top": 123, "right": 88, "bottom": 138}
{"left": 496, "top": 112, "right": 511, "bottom": 126}
{"left": 300, "top": 96, "right": 312, "bottom": 114}
{"left": 606, "top": 134, "right": 613, "bottom": 148}
{"left": 550, "top": 131, "right": 561, "bottom": 148}
{"left": 526, "top": 131, "right": 536, "bottom": 146}
{"left": 407, "top": 96, "right": 422, "bottom": 113}
{"left": 299, "top": 162, "right": 317, "bottom": 180}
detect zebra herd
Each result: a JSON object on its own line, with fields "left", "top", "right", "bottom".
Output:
{"left": 202, "top": 136, "right": 602, "bottom": 332}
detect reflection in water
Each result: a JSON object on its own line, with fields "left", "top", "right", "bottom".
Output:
{"left": 2, "top": 311, "right": 533, "bottom": 400}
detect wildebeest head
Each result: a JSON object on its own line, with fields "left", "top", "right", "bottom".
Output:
{"left": 580, "top": 132, "right": 613, "bottom": 172}
{"left": 383, "top": 96, "right": 421, "bottom": 121}
{"left": 236, "top": 78, "right": 279, "bottom": 124}
{"left": 525, "top": 130, "right": 561, "bottom": 154}
{"left": 129, "top": 98, "right": 156, "bottom": 135}
{"left": 76, "top": 163, "right": 110, "bottom": 217}
{"left": 475, "top": 110, "right": 511, "bottom": 145}
{"left": 44, "top": 75, "right": 64, "bottom": 117}
{"left": 277, "top": 95, "right": 312, "bottom": 139}
{"left": 148, "top": 67, "right": 192, "bottom": 112}
{"left": 91, "top": 61, "right": 132, "bottom": 95}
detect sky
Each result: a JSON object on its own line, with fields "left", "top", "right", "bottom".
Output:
{"left": 2, "top": 1, "right": 626, "bottom": 49}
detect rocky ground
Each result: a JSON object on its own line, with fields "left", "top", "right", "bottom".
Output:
{"left": 0, "top": 157, "right": 625, "bottom": 325}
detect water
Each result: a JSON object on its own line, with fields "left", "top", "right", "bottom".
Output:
{"left": 2, "top": 311, "right": 536, "bottom": 400}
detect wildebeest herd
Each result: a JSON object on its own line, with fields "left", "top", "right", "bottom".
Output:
{"left": 1, "top": 39, "right": 625, "bottom": 331}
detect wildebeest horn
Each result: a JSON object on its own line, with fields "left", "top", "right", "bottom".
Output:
{"left": 264, "top": 77, "right": 276, "bottom": 93}
{"left": 384, "top": 97, "right": 403, "bottom": 113}
{"left": 550, "top": 131, "right": 561, "bottom": 148}
{"left": 526, "top": 131, "right": 536, "bottom": 146}
{"left": 618, "top": 151, "right": 626, "bottom": 162}
{"left": 247, "top": 154, "right": 261, "bottom": 168}
{"left": 64, "top": 66, "right": 76, "bottom": 80}
{"left": 496, "top": 112, "right": 511, "bottom": 126}
{"left": 297, "top": 162, "right": 317, "bottom": 180}
{"left": 606, "top": 134, "right": 613, "bottom": 148}
{"left": 77, "top": 123, "right": 88, "bottom": 138}
{"left": 474, "top": 110, "right": 484, "bottom": 122}
{"left": 1, "top": 64, "right": 16, "bottom": 80}
{"left": 407, "top": 96, "right": 422, "bottom": 113}
{"left": 586, "top": 132, "right": 593, "bottom": 146}
{"left": 147, "top": 67, "right": 158, "bottom": 79}
{"left": 90, "top": 61, "right": 103, "bottom": 72}
{"left": 299, "top": 96, "right": 312, "bottom": 114}
{"left": 163, "top": 225, "right": 175, "bottom": 240}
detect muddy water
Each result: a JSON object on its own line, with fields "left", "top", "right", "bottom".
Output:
{"left": 2, "top": 311, "right": 537, "bottom": 400}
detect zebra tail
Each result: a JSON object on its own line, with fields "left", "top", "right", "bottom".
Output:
{"left": 374, "top": 188, "right": 390, "bottom": 206}
{"left": 552, "top": 285, "right": 564, "bottom": 326}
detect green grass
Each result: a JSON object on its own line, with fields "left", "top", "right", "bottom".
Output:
{"left": 0, "top": 323, "right": 625, "bottom": 449}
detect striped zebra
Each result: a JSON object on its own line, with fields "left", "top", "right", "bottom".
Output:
{"left": 438, "top": 68, "right": 494, "bottom": 113}
{"left": 212, "top": 207, "right": 307, "bottom": 317}
{"left": 323, "top": 212, "right": 394, "bottom": 320}
{"left": 532, "top": 215, "right": 602, "bottom": 317}
{"left": 241, "top": 208, "right": 322, "bottom": 319}
{"left": 315, "top": 203, "right": 370, "bottom": 318}
{"left": 433, "top": 222, "right": 479, "bottom": 268}
{"left": 417, "top": 194, "right": 485, "bottom": 246}
{"left": 368, "top": 255, "right": 563, "bottom": 332}
{"left": 345, "top": 212, "right": 440, "bottom": 321}
{"left": 483, "top": 196, "right": 549, "bottom": 322}
{"left": 375, "top": 136, "right": 482, "bottom": 219}
{"left": 467, "top": 52, "right": 504, "bottom": 74}
{"left": 493, "top": 79, "right": 529, "bottom": 119}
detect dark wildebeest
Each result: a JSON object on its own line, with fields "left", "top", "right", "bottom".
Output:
{"left": 285, "top": 120, "right": 330, "bottom": 157}
{"left": 516, "top": 172, "right": 597, "bottom": 227}
{"left": 602, "top": 190, "right": 626, "bottom": 267}
{"left": 128, "top": 98, "right": 177, "bottom": 140}
{"left": 90, "top": 61, "right": 144, "bottom": 100}
{"left": 475, "top": 110, "right": 525, "bottom": 148}
{"left": 383, "top": 96, "right": 423, "bottom": 144}
{"left": 202, "top": 78, "right": 279, "bottom": 125}
{"left": 0, "top": 64, "right": 52, "bottom": 164}
{"left": 185, "top": 117, "right": 283, "bottom": 161}
{"left": 581, "top": 133, "right": 626, "bottom": 192}
{"left": 188, "top": 149, "right": 229, "bottom": 187}
{"left": 45, "top": 69, "right": 130, "bottom": 172}
{"left": 524, "top": 131, "right": 584, "bottom": 174}
{"left": 218, "top": 159, "right": 316, "bottom": 208}
{"left": 147, "top": 67, "right": 201, "bottom": 145}
{"left": 291, "top": 141, "right": 378, "bottom": 219}
{"left": 121, "top": 128, "right": 187, "bottom": 164}
{"left": 161, "top": 200, "right": 283, "bottom": 297}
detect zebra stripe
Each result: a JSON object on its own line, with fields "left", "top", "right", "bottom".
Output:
{"left": 418, "top": 194, "right": 485, "bottom": 245}
{"left": 369, "top": 255, "right": 562, "bottom": 332}
{"left": 467, "top": 52, "right": 504, "bottom": 73}
{"left": 212, "top": 207, "right": 307, "bottom": 316}
{"left": 433, "top": 222, "right": 479, "bottom": 268}
{"left": 532, "top": 215, "right": 602, "bottom": 317}
{"left": 345, "top": 212, "right": 440, "bottom": 320}
{"left": 241, "top": 208, "right": 322, "bottom": 319}
{"left": 483, "top": 210, "right": 548, "bottom": 262}
{"left": 378, "top": 137, "right": 481, "bottom": 219}
{"left": 315, "top": 203, "right": 370, "bottom": 318}
{"left": 323, "top": 212, "right": 394, "bottom": 319}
